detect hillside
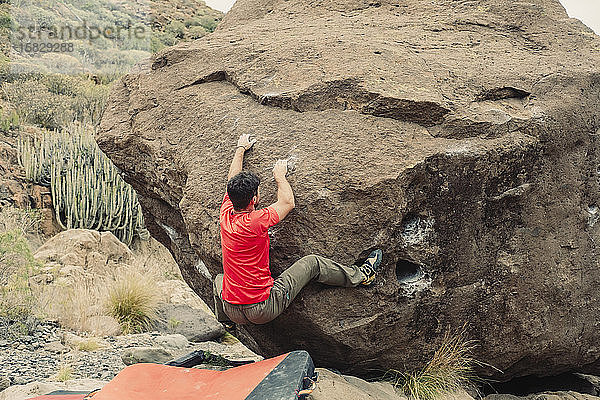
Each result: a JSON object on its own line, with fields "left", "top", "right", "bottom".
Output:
{"left": 0, "top": 0, "right": 223, "bottom": 77}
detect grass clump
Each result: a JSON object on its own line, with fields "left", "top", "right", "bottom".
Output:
{"left": 77, "top": 337, "right": 101, "bottom": 352}
{"left": 167, "top": 317, "right": 181, "bottom": 331}
{"left": 0, "top": 206, "right": 41, "bottom": 237}
{"left": 55, "top": 365, "right": 74, "bottom": 382}
{"left": 0, "top": 229, "right": 41, "bottom": 320}
{"left": 387, "top": 329, "right": 480, "bottom": 400}
{"left": 0, "top": 109, "right": 20, "bottom": 135}
{"left": 221, "top": 332, "right": 240, "bottom": 345}
{"left": 0, "top": 208, "right": 42, "bottom": 338}
{"left": 38, "top": 276, "right": 106, "bottom": 334}
{"left": 106, "top": 271, "right": 158, "bottom": 334}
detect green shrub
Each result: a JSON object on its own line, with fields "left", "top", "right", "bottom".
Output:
{"left": 41, "top": 74, "right": 85, "bottom": 97}
{"left": 2, "top": 73, "right": 110, "bottom": 129}
{"left": 0, "top": 109, "right": 20, "bottom": 134}
{"left": 106, "top": 271, "right": 158, "bottom": 334}
{"left": 69, "top": 80, "right": 110, "bottom": 126}
{"left": 166, "top": 20, "right": 186, "bottom": 39}
{"left": 0, "top": 229, "right": 40, "bottom": 320}
{"left": 2, "top": 79, "right": 72, "bottom": 130}
{"left": 184, "top": 17, "right": 200, "bottom": 28}
{"left": 187, "top": 25, "right": 207, "bottom": 40}
{"left": 199, "top": 15, "right": 218, "bottom": 32}
{"left": 150, "top": 35, "right": 166, "bottom": 53}
{"left": 0, "top": 11, "right": 11, "bottom": 29}
{"left": 77, "top": 337, "right": 101, "bottom": 351}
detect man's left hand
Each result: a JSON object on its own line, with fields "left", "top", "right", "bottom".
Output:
{"left": 237, "top": 134, "right": 257, "bottom": 151}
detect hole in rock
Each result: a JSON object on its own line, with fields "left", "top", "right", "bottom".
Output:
{"left": 482, "top": 372, "right": 599, "bottom": 396}
{"left": 395, "top": 259, "right": 423, "bottom": 283}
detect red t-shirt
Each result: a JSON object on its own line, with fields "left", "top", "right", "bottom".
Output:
{"left": 220, "top": 193, "right": 280, "bottom": 304}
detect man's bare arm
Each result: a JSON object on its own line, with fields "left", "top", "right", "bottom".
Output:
{"left": 228, "top": 134, "right": 256, "bottom": 181}
{"left": 270, "top": 160, "right": 295, "bottom": 221}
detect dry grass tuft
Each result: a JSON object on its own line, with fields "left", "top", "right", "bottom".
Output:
{"left": 55, "top": 365, "right": 74, "bottom": 382}
{"left": 387, "top": 328, "right": 481, "bottom": 400}
{"left": 0, "top": 229, "right": 40, "bottom": 322}
{"left": 106, "top": 270, "right": 158, "bottom": 334}
{"left": 0, "top": 206, "right": 41, "bottom": 238}
{"left": 37, "top": 276, "right": 107, "bottom": 333}
{"left": 221, "top": 332, "right": 240, "bottom": 345}
{"left": 130, "top": 238, "right": 182, "bottom": 281}
{"left": 76, "top": 337, "right": 100, "bottom": 352}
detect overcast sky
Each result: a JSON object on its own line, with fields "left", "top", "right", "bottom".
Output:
{"left": 204, "top": 0, "right": 599, "bottom": 34}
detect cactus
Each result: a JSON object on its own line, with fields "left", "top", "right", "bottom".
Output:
{"left": 17, "top": 123, "right": 150, "bottom": 246}
{"left": 0, "top": 110, "right": 20, "bottom": 134}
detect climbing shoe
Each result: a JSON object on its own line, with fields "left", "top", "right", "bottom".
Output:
{"left": 359, "top": 249, "right": 383, "bottom": 286}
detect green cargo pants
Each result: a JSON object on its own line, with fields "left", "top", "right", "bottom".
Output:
{"left": 213, "top": 255, "right": 366, "bottom": 325}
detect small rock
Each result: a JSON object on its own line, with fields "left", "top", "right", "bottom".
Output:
{"left": 121, "top": 347, "right": 174, "bottom": 365}
{"left": 100, "top": 371, "right": 112, "bottom": 380}
{"left": 152, "top": 303, "right": 225, "bottom": 342}
{"left": 20, "top": 336, "right": 34, "bottom": 343}
{"left": 0, "top": 376, "right": 11, "bottom": 391}
{"left": 311, "top": 368, "right": 406, "bottom": 400}
{"left": 28, "top": 273, "right": 54, "bottom": 286}
{"left": 155, "top": 334, "right": 189, "bottom": 350}
{"left": 44, "top": 341, "right": 69, "bottom": 354}
{"left": 12, "top": 377, "right": 26, "bottom": 385}
{"left": 62, "top": 332, "right": 85, "bottom": 348}
{"left": 445, "top": 389, "right": 477, "bottom": 400}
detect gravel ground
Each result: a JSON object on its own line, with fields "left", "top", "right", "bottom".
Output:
{"left": 0, "top": 318, "right": 259, "bottom": 389}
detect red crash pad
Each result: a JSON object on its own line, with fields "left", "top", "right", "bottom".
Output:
{"left": 24, "top": 350, "right": 315, "bottom": 400}
{"left": 93, "top": 353, "right": 287, "bottom": 400}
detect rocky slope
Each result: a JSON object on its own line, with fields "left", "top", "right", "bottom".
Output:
{"left": 97, "top": 0, "right": 600, "bottom": 380}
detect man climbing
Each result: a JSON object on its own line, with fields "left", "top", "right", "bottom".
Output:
{"left": 213, "top": 134, "right": 383, "bottom": 325}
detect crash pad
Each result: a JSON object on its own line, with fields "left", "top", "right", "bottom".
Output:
{"left": 25, "top": 351, "right": 315, "bottom": 400}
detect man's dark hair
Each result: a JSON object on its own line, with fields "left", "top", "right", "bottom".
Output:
{"left": 227, "top": 171, "right": 260, "bottom": 211}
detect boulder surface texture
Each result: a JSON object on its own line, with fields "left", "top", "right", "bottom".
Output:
{"left": 97, "top": 0, "right": 600, "bottom": 380}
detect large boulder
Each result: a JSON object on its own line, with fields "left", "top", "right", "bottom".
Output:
{"left": 97, "top": 0, "right": 600, "bottom": 380}
{"left": 33, "top": 229, "right": 133, "bottom": 274}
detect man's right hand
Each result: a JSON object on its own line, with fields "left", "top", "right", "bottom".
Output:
{"left": 273, "top": 159, "right": 288, "bottom": 181}
{"left": 237, "top": 134, "right": 257, "bottom": 151}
